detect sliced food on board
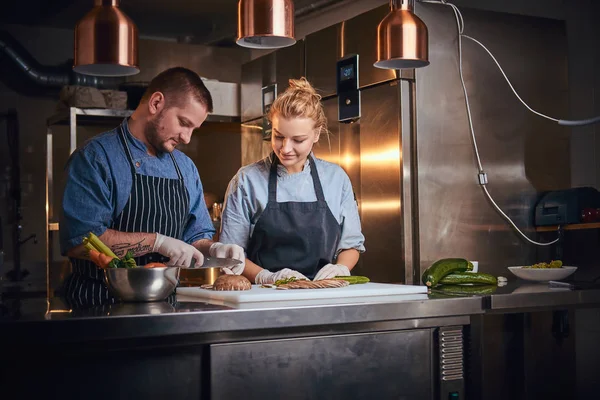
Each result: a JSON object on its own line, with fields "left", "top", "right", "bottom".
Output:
{"left": 276, "top": 279, "right": 350, "bottom": 290}
{"left": 201, "top": 275, "right": 252, "bottom": 291}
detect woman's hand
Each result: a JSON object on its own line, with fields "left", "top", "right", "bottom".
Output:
{"left": 209, "top": 242, "right": 246, "bottom": 275}
{"left": 313, "top": 263, "right": 350, "bottom": 281}
{"left": 255, "top": 268, "right": 308, "bottom": 284}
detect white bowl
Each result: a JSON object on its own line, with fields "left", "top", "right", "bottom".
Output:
{"left": 507, "top": 266, "right": 577, "bottom": 282}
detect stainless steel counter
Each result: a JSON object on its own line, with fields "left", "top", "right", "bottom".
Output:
{"left": 1, "top": 292, "right": 481, "bottom": 345}
{"left": 2, "top": 281, "right": 600, "bottom": 400}
{"left": 484, "top": 281, "right": 600, "bottom": 312}
{"left": 2, "top": 281, "right": 600, "bottom": 344}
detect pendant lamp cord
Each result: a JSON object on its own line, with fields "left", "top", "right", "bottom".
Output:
{"left": 421, "top": 0, "right": 560, "bottom": 246}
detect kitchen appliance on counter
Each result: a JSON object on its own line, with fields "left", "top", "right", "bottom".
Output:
{"left": 534, "top": 187, "right": 600, "bottom": 226}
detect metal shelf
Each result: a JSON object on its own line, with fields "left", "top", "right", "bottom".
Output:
{"left": 46, "top": 107, "right": 133, "bottom": 279}
{"left": 47, "top": 107, "right": 240, "bottom": 127}
{"left": 536, "top": 222, "right": 600, "bottom": 232}
{"left": 47, "top": 107, "right": 133, "bottom": 127}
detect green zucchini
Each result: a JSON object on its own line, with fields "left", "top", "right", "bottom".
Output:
{"left": 433, "top": 284, "right": 497, "bottom": 296}
{"left": 439, "top": 272, "right": 497, "bottom": 286}
{"left": 333, "top": 276, "right": 370, "bottom": 284}
{"left": 422, "top": 258, "right": 470, "bottom": 287}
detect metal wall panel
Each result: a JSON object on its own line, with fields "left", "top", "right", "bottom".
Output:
{"left": 241, "top": 42, "right": 305, "bottom": 122}
{"left": 275, "top": 40, "right": 305, "bottom": 91}
{"left": 342, "top": 5, "right": 397, "bottom": 89}
{"left": 304, "top": 5, "right": 397, "bottom": 97}
{"left": 305, "top": 24, "right": 342, "bottom": 98}
{"left": 414, "top": 3, "right": 570, "bottom": 278}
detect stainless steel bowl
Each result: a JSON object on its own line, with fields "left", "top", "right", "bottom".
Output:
{"left": 104, "top": 267, "right": 180, "bottom": 302}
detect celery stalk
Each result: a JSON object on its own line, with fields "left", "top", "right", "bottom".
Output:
{"left": 86, "top": 232, "right": 118, "bottom": 259}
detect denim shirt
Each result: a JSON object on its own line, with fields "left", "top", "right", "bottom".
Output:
{"left": 59, "top": 119, "right": 215, "bottom": 254}
{"left": 220, "top": 154, "right": 366, "bottom": 256}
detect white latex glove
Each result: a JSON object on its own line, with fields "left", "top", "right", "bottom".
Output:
{"left": 313, "top": 263, "right": 350, "bottom": 281}
{"left": 209, "top": 242, "right": 246, "bottom": 275}
{"left": 153, "top": 233, "right": 204, "bottom": 268}
{"left": 255, "top": 268, "right": 309, "bottom": 284}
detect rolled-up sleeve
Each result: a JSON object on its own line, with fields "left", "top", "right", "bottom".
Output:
{"left": 182, "top": 167, "right": 215, "bottom": 243}
{"left": 59, "top": 146, "right": 113, "bottom": 254}
{"left": 337, "top": 174, "right": 366, "bottom": 254}
{"left": 219, "top": 174, "right": 252, "bottom": 251}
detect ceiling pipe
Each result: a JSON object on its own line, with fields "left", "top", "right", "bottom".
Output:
{"left": 0, "top": 30, "right": 121, "bottom": 95}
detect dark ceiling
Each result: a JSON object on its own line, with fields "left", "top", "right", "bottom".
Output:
{"left": 0, "top": 0, "right": 334, "bottom": 47}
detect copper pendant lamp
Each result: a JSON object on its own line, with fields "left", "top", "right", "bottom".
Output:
{"left": 237, "top": 0, "right": 296, "bottom": 49}
{"left": 374, "top": 0, "right": 429, "bottom": 69}
{"left": 73, "top": 0, "right": 139, "bottom": 76}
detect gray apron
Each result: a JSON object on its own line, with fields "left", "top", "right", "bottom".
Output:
{"left": 247, "top": 153, "right": 342, "bottom": 279}
{"left": 63, "top": 122, "right": 190, "bottom": 307}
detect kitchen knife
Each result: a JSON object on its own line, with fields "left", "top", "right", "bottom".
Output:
{"left": 158, "top": 256, "right": 242, "bottom": 269}
{"left": 192, "top": 256, "right": 242, "bottom": 269}
{"left": 160, "top": 256, "right": 242, "bottom": 269}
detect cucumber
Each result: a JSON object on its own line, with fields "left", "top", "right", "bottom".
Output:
{"left": 439, "top": 272, "right": 497, "bottom": 286}
{"left": 422, "top": 258, "right": 470, "bottom": 287}
{"left": 333, "top": 276, "right": 370, "bottom": 284}
{"left": 433, "top": 284, "right": 497, "bottom": 296}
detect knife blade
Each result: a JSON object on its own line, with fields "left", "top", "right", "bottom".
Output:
{"left": 193, "top": 256, "right": 242, "bottom": 269}
{"left": 156, "top": 256, "right": 242, "bottom": 269}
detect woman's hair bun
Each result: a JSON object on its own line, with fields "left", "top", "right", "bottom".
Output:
{"left": 288, "top": 77, "right": 321, "bottom": 100}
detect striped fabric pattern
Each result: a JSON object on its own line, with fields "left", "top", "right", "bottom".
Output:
{"left": 64, "top": 124, "right": 190, "bottom": 306}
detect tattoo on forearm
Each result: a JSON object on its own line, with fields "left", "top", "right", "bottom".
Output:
{"left": 112, "top": 239, "right": 153, "bottom": 257}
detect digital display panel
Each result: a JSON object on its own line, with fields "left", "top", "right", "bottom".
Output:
{"left": 263, "top": 90, "right": 274, "bottom": 105}
{"left": 340, "top": 64, "right": 355, "bottom": 81}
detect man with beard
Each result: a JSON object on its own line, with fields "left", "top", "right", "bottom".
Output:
{"left": 59, "top": 67, "right": 245, "bottom": 306}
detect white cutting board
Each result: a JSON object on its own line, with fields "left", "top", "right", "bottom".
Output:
{"left": 176, "top": 282, "right": 427, "bottom": 304}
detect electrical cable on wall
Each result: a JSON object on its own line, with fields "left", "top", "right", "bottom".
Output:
{"left": 424, "top": 0, "right": 560, "bottom": 246}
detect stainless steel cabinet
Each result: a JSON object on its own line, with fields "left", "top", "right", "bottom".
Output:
{"left": 210, "top": 329, "right": 434, "bottom": 400}
{"left": 241, "top": 41, "right": 305, "bottom": 123}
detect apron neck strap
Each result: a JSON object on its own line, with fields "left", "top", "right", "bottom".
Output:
{"left": 118, "top": 120, "right": 184, "bottom": 181}
{"left": 268, "top": 153, "right": 326, "bottom": 202}
{"left": 117, "top": 123, "right": 137, "bottom": 176}
{"left": 169, "top": 153, "right": 184, "bottom": 180}
{"left": 307, "top": 155, "right": 326, "bottom": 201}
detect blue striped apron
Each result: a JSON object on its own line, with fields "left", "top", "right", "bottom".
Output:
{"left": 63, "top": 122, "right": 190, "bottom": 307}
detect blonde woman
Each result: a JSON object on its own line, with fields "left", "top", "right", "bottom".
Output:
{"left": 220, "top": 78, "right": 365, "bottom": 284}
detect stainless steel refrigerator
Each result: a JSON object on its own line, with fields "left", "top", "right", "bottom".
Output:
{"left": 240, "top": 2, "right": 570, "bottom": 285}
{"left": 241, "top": 5, "right": 417, "bottom": 284}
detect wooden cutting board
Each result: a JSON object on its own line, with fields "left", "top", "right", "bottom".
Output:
{"left": 176, "top": 282, "right": 428, "bottom": 304}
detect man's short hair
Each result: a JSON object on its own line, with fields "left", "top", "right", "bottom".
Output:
{"left": 141, "top": 67, "right": 213, "bottom": 112}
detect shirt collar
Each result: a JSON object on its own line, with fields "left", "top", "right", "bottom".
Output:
{"left": 121, "top": 118, "right": 169, "bottom": 159}
{"left": 267, "top": 152, "right": 312, "bottom": 177}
